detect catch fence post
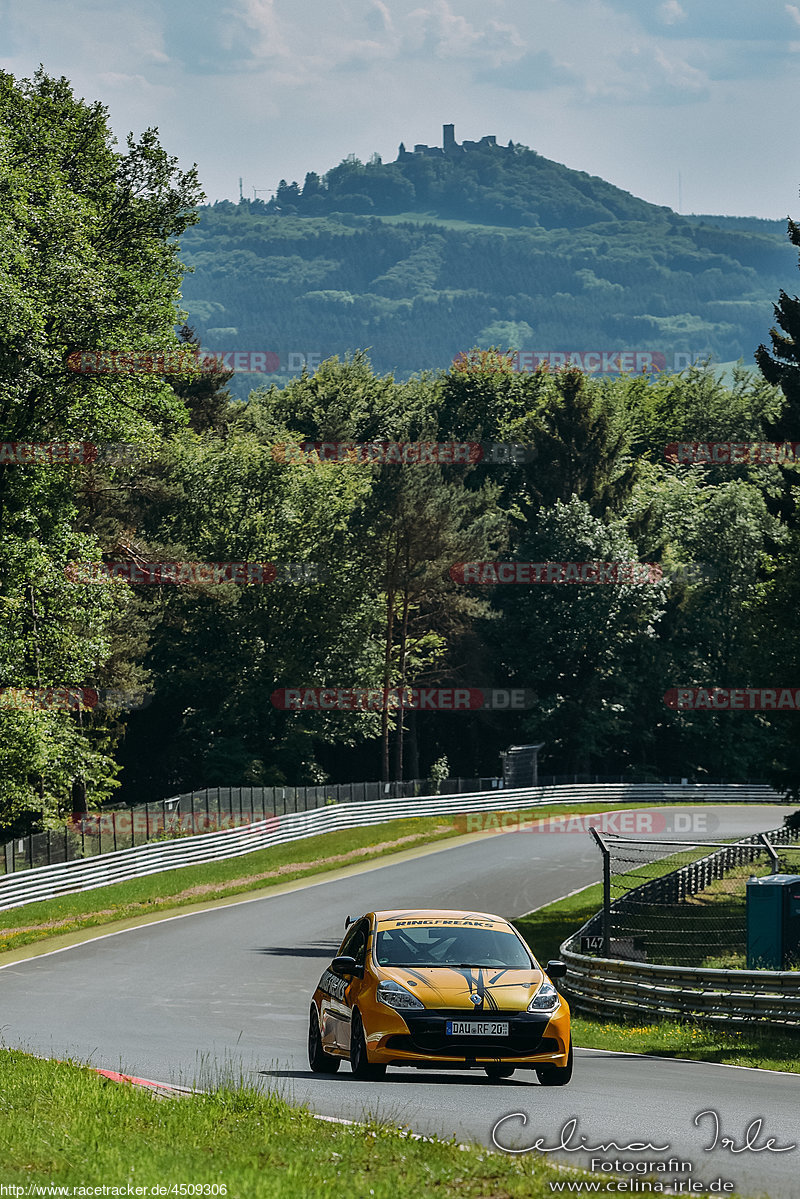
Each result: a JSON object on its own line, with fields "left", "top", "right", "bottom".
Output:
{"left": 589, "top": 827, "right": 612, "bottom": 958}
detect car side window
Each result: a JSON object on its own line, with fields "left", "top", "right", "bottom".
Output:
{"left": 341, "top": 919, "right": 369, "bottom": 967}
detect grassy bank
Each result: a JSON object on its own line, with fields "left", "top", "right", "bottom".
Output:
{"left": 0, "top": 801, "right": 674, "bottom": 956}
{"left": 0, "top": 1049, "right": 595, "bottom": 1198}
{"left": 514, "top": 889, "right": 800, "bottom": 1074}
{"left": 571, "top": 1015, "right": 800, "bottom": 1072}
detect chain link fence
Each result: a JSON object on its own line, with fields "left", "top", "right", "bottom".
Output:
{"left": 579, "top": 824, "right": 800, "bottom": 968}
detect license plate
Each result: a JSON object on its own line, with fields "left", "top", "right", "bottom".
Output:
{"left": 446, "top": 1020, "right": 509, "bottom": 1036}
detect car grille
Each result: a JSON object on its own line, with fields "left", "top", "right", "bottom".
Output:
{"left": 384, "top": 1009, "right": 557, "bottom": 1058}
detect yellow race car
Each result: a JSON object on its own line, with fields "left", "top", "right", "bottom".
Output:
{"left": 308, "top": 908, "right": 572, "bottom": 1083}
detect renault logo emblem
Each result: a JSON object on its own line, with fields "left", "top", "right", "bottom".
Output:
{"left": 470, "top": 993, "right": 483, "bottom": 1005}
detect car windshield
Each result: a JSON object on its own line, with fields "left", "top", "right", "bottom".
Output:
{"left": 375, "top": 924, "right": 533, "bottom": 969}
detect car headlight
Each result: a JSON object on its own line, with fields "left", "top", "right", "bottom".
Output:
{"left": 377, "top": 980, "right": 424, "bottom": 1010}
{"left": 528, "top": 980, "right": 560, "bottom": 1011}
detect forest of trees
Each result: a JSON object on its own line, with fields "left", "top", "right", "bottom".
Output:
{"left": 2, "top": 70, "right": 800, "bottom": 836}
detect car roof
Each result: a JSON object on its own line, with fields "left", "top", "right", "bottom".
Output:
{"left": 372, "top": 908, "right": 511, "bottom": 928}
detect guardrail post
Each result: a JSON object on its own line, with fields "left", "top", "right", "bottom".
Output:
{"left": 759, "top": 832, "right": 780, "bottom": 874}
{"left": 589, "top": 827, "right": 612, "bottom": 957}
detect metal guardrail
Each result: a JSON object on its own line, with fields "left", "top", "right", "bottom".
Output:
{"left": 1, "top": 776, "right": 507, "bottom": 874}
{"left": 559, "top": 952, "right": 800, "bottom": 1028}
{"left": 561, "top": 823, "right": 800, "bottom": 1028}
{"left": 0, "top": 783, "right": 785, "bottom": 912}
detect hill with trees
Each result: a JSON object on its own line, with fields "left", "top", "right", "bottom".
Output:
{"left": 178, "top": 133, "right": 795, "bottom": 394}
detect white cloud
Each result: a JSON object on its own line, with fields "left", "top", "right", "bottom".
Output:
{"left": 403, "top": 0, "right": 523, "bottom": 63}
{"left": 230, "top": 0, "right": 288, "bottom": 58}
{"left": 659, "top": 0, "right": 686, "bottom": 24}
{"left": 96, "top": 72, "right": 158, "bottom": 92}
{"left": 365, "top": 1, "right": 393, "bottom": 33}
{"left": 786, "top": 3, "right": 800, "bottom": 25}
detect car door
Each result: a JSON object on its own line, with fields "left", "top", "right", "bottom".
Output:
{"left": 338, "top": 918, "right": 371, "bottom": 1053}
{"left": 320, "top": 918, "right": 369, "bottom": 1052}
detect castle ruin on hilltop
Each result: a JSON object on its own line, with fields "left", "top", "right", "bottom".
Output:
{"left": 396, "top": 124, "right": 513, "bottom": 160}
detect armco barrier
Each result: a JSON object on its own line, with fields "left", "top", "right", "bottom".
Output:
{"left": 560, "top": 822, "right": 800, "bottom": 1028}
{"left": 3, "top": 775, "right": 508, "bottom": 873}
{"left": 0, "top": 782, "right": 785, "bottom": 912}
{"left": 0, "top": 777, "right": 779, "bottom": 875}
{"left": 558, "top": 950, "right": 800, "bottom": 1028}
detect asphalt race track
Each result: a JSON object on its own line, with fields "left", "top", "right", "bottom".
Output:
{"left": 2, "top": 805, "right": 798, "bottom": 1198}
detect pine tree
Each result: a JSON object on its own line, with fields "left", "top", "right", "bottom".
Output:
{"left": 755, "top": 216, "right": 800, "bottom": 438}
{"left": 755, "top": 215, "right": 800, "bottom": 522}
{"left": 167, "top": 325, "right": 233, "bottom": 434}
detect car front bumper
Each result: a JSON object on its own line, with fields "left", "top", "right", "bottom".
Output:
{"left": 366, "top": 1004, "right": 571, "bottom": 1068}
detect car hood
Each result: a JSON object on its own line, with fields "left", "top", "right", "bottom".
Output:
{"left": 378, "top": 964, "right": 545, "bottom": 1010}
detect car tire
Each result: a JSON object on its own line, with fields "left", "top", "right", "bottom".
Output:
{"left": 484, "top": 1064, "right": 515, "bottom": 1080}
{"left": 308, "top": 1005, "right": 340, "bottom": 1073}
{"left": 536, "top": 1039, "right": 573, "bottom": 1086}
{"left": 349, "top": 1008, "right": 386, "bottom": 1080}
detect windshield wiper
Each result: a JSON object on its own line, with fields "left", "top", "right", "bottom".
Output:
{"left": 447, "top": 962, "right": 489, "bottom": 968}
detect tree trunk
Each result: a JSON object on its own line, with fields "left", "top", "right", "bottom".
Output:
{"left": 392, "top": 588, "right": 411, "bottom": 781}
{"left": 406, "top": 710, "right": 420, "bottom": 782}
{"left": 380, "top": 583, "right": 395, "bottom": 783}
{"left": 71, "top": 776, "right": 88, "bottom": 818}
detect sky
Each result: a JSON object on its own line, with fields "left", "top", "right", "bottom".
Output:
{"left": 1, "top": 0, "right": 799, "bottom": 219}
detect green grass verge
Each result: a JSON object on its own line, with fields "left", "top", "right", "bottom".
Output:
{"left": 0, "top": 1049, "right": 602, "bottom": 1197}
{"left": 0, "top": 802, "right": 680, "bottom": 956}
{"left": 514, "top": 888, "right": 800, "bottom": 1074}
{"left": 570, "top": 1015, "right": 800, "bottom": 1074}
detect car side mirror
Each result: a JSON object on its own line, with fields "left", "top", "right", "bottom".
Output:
{"left": 546, "top": 959, "right": 567, "bottom": 979}
{"left": 331, "top": 955, "right": 359, "bottom": 978}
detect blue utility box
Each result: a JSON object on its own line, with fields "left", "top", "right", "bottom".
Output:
{"left": 746, "top": 874, "right": 800, "bottom": 969}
